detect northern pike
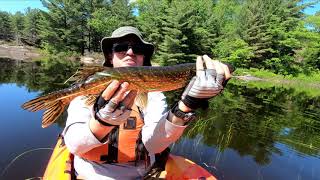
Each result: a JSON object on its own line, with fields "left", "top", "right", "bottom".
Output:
{"left": 22, "top": 63, "right": 234, "bottom": 128}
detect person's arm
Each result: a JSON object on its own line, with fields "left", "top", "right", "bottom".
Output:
{"left": 64, "top": 81, "right": 135, "bottom": 155}
{"left": 142, "top": 92, "right": 187, "bottom": 154}
{"left": 142, "top": 56, "right": 232, "bottom": 154}
{"left": 88, "top": 80, "right": 136, "bottom": 140}
{"left": 63, "top": 96, "right": 112, "bottom": 155}
{"left": 88, "top": 117, "right": 115, "bottom": 140}
{"left": 167, "top": 101, "right": 192, "bottom": 125}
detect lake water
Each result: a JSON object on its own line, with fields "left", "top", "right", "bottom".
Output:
{"left": 0, "top": 58, "right": 319, "bottom": 180}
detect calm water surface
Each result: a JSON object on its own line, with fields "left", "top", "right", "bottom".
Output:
{"left": 0, "top": 59, "right": 319, "bottom": 180}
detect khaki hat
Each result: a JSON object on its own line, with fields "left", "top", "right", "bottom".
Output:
{"left": 101, "top": 26, "right": 155, "bottom": 67}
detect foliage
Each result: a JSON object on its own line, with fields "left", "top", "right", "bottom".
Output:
{"left": 0, "top": 57, "right": 80, "bottom": 94}
{"left": 38, "top": 0, "right": 86, "bottom": 54}
{"left": 297, "top": 15, "right": 320, "bottom": 70}
{"left": 22, "top": 8, "right": 42, "bottom": 46}
{"left": 236, "top": 67, "right": 320, "bottom": 81}
{"left": 88, "top": 0, "right": 136, "bottom": 40}
{"left": 234, "top": 67, "right": 320, "bottom": 96}
{"left": 184, "top": 84, "right": 320, "bottom": 164}
{"left": 0, "top": 0, "right": 319, "bottom": 75}
{"left": 136, "top": 0, "right": 219, "bottom": 65}
{"left": 0, "top": 11, "right": 14, "bottom": 40}
{"left": 11, "top": 12, "right": 25, "bottom": 43}
{"left": 305, "top": 10, "right": 320, "bottom": 32}
{"left": 213, "top": 38, "right": 254, "bottom": 67}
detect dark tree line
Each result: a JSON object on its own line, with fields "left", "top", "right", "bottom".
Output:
{"left": 0, "top": 0, "right": 319, "bottom": 74}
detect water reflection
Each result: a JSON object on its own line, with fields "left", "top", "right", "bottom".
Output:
{"left": 171, "top": 84, "right": 320, "bottom": 179}
{"left": 0, "top": 58, "right": 79, "bottom": 179}
{"left": 0, "top": 83, "right": 61, "bottom": 180}
{"left": 0, "top": 58, "right": 319, "bottom": 179}
{"left": 0, "top": 57, "right": 80, "bottom": 94}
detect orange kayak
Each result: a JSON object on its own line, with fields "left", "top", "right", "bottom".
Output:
{"left": 43, "top": 136, "right": 217, "bottom": 180}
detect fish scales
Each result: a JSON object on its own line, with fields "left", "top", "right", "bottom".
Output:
{"left": 22, "top": 63, "right": 197, "bottom": 128}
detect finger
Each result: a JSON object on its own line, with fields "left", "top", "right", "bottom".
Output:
{"left": 109, "top": 82, "right": 130, "bottom": 104}
{"left": 212, "top": 60, "right": 224, "bottom": 75}
{"left": 211, "top": 61, "right": 226, "bottom": 87}
{"left": 96, "top": 95, "right": 108, "bottom": 110}
{"left": 182, "top": 77, "right": 197, "bottom": 99}
{"left": 101, "top": 80, "right": 120, "bottom": 101}
{"left": 203, "top": 55, "right": 218, "bottom": 83}
{"left": 221, "top": 63, "right": 232, "bottom": 80}
{"left": 122, "top": 90, "right": 137, "bottom": 108}
{"left": 205, "top": 69, "right": 217, "bottom": 83}
{"left": 196, "top": 56, "right": 206, "bottom": 85}
{"left": 104, "top": 100, "right": 119, "bottom": 113}
{"left": 202, "top": 55, "right": 214, "bottom": 69}
{"left": 196, "top": 56, "right": 204, "bottom": 76}
{"left": 216, "top": 73, "right": 225, "bottom": 87}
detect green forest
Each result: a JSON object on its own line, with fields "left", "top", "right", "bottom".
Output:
{"left": 0, "top": 0, "right": 320, "bottom": 76}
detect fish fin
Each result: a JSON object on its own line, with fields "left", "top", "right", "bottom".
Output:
{"left": 42, "top": 101, "right": 66, "bottom": 128}
{"left": 66, "top": 66, "right": 105, "bottom": 83}
{"left": 22, "top": 94, "right": 67, "bottom": 128}
{"left": 84, "top": 95, "right": 99, "bottom": 106}
{"left": 135, "top": 92, "right": 148, "bottom": 110}
{"left": 22, "top": 95, "right": 52, "bottom": 112}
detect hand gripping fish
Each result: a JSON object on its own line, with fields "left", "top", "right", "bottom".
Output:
{"left": 22, "top": 63, "right": 234, "bottom": 128}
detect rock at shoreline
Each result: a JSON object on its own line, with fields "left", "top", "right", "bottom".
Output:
{"left": 0, "top": 44, "right": 41, "bottom": 61}
{"left": 235, "top": 75, "right": 263, "bottom": 81}
{"left": 80, "top": 56, "right": 103, "bottom": 65}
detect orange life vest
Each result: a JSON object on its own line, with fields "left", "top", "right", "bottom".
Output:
{"left": 80, "top": 104, "right": 146, "bottom": 163}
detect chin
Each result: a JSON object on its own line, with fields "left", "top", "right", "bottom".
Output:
{"left": 123, "top": 63, "right": 137, "bottom": 66}
{"left": 123, "top": 61, "right": 138, "bottom": 66}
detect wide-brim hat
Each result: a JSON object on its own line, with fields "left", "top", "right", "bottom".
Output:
{"left": 101, "top": 26, "right": 155, "bottom": 67}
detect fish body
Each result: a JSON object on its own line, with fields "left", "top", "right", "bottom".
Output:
{"left": 22, "top": 63, "right": 197, "bottom": 128}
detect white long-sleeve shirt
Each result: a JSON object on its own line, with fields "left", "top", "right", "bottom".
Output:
{"left": 63, "top": 92, "right": 187, "bottom": 180}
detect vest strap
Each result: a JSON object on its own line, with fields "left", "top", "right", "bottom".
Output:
{"left": 80, "top": 104, "right": 148, "bottom": 164}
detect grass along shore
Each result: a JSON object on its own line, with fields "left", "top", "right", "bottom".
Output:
{"left": 233, "top": 68, "right": 320, "bottom": 97}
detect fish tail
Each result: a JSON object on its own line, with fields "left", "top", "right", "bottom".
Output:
{"left": 22, "top": 94, "right": 67, "bottom": 128}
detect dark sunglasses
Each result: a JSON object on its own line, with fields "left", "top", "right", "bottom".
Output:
{"left": 112, "top": 43, "right": 147, "bottom": 55}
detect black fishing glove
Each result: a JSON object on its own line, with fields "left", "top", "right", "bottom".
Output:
{"left": 181, "top": 56, "right": 233, "bottom": 110}
{"left": 93, "top": 95, "right": 131, "bottom": 126}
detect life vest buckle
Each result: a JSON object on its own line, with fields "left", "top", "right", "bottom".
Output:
{"left": 124, "top": 117, "right": 136, "bottom": 129}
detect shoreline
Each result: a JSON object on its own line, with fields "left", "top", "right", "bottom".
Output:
{"left": 1, "top": 43, "right": 319, "bottom": 88}
{"left": 0, "top": 44, "right": 41, "bottom": 62}
{"left": 0, "top": 43, "right": 104, "bottom": 65}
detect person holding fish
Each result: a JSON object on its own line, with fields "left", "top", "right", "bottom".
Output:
{"left": 24, "top": 26, "right": 232, "bottom": 179}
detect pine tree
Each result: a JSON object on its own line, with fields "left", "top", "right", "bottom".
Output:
{"left": 39, "top": 0, "right": 93, "bottom": 54}
{"left": 306, "top": 11, "right": 320, "bottom": 33}
{"left": 39, "top": 0, "right": 73, "bottom": 53}
{"left": 89, "top": 0, "right": 135, "bottom": 36}
{"left": 23, "top": 8, "right": 42, "bottom": 46}
{"left": 0, "top": 11, "right": 14, "bottom": 40}
{"left": 140, "top": 0, "right": 217, "bottom": 65}
{"left": 136, "top": 0, "right": 169, "bottom": 52}
{"left": 11, "top": 12, "right": 25, "bottom": 44}
{"left": 264, "top": 0, "right": 310, "bottom": 74}
{"left": 236, "top": 0, "right": 273, "bottom": 68}
{"left": 301, "top": 11, "right": 320, "bottom": 70}
{"left": 82, "top": 0, "right": 106, "bottom": 52}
